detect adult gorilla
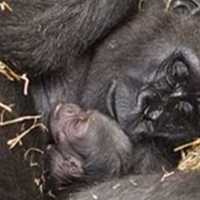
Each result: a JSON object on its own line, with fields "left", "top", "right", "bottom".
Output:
{"left": 1, "top": 0, "right": 200, "bottom": 199}
{"left": 0, "top": 1, "right": 139, "bottom": 198}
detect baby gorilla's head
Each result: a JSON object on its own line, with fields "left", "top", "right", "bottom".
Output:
{"left": 43, "top": 104, "right": 133, "bottom": 193}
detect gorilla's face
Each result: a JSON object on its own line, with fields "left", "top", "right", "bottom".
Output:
{"left": 82, "top": 0, "right": 200, "bottom": 147}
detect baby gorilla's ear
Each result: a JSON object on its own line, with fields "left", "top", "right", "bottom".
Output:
{"left": 49, "top": 103, "right": 90, "bottom": 144}
{"left": 43, "top": 145, "right": 84, "bottom": 192}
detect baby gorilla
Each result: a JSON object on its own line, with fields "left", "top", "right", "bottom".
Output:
{"left": 43, "top": 104, "right": 133, "bottom": 194}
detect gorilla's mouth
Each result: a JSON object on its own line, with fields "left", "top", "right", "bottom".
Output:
{"left": 141, "top": 94, "right": 200, "bottom": 142}
{"left": 122, "top": 92, "right": 200, "bottom": 148}
{"left": 137, "top": 54, "right": 200, "bottom": 144}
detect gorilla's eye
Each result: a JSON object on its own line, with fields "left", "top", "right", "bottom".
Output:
{"left": 170, "top": 0, "right": 200, "bottom": 16}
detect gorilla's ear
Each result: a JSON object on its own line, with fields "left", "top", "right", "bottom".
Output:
{"left": 106, "top": 78, "right": 158, "bottom": 130}
{"left": 106, "top": 79, "right": 137, "bottom": 126}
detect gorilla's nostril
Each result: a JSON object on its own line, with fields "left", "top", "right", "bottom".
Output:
{"left": 175, "top": 101, "right": 194, "bottom": 115}
{"left": 171, "top": 60, "right": 189, "bottom": 81}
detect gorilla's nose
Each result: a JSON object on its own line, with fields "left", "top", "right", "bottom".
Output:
{"left": 168, "top": 57, "right": 190, "bottom": 98}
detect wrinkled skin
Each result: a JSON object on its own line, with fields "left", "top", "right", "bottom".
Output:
{"left": 1, "top": 0, "right": 200, "bottom": 199}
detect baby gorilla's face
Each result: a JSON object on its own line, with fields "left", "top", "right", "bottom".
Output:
{"left": 43, "top": 104, "right": 133, "bottom": 193}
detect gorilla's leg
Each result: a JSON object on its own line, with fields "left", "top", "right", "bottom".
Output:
{"left": 0, "top": 0, "right": 139, "bottom": 74}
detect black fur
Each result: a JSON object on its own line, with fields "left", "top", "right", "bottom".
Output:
{"left": 1, "top": 0, "right": 200, "bottom": 199}
{"left": 69, "top": 172, "right": 200, "bottom": 200}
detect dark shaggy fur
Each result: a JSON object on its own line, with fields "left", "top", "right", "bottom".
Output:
{"left": 1, "top": 0, "right": 200, "bottom": 199}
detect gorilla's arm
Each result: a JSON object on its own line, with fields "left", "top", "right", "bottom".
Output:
{"left": 63, "top": 172, "right": 200, "bottom": 200}
{"left": 0, "top": 0, "right": 138, "bottom": 74}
